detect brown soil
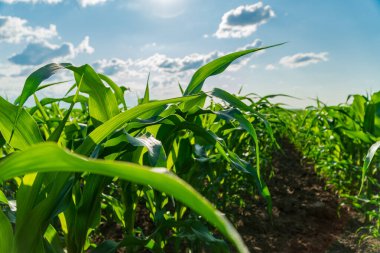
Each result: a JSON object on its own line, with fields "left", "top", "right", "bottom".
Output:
{"left": 231, "top": 139, "right": 380, "bottom": 253}
{"left": 91, "top": 138, "right": 380, "bottom": 252}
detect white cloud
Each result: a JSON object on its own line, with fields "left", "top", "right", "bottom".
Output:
{"left": 237, "top": 39, "right": 262, "bottom": 51}
{"left": 78, "top": 0, "right": 109, "bottom": 7}
{"left": 94, "top": 40, "right": 265, "bottom": 79}
{"left": 75, "top": 36, "right": 94, "bottom": 54}
{"left": 0, "top": 0, "right": 61, "bottom": 3}
{"left": 93, "top": 58, "right": 136, "bottom": 76}
{"left": 136, "top": 51, "right": 224, "bottom": 73}
{"left": 0, "top": 40, "right": 265, "bottom": 103}
{"left": 8, "top": 36, "right": 94, "bottom": 65}
{"left": 0, "top": 16, "right": 57, "bottom": 44}
{"left": 265, "top": 64, "right": 277, "bottom": 70}
{"left": 279, "top": 52, "right": 329, "bottom": 68}
{"left": 214, "top": 3, "right": 275, "bottom": 39}
{"left": 91, "top": 41, "right": 265, "bottom": 98}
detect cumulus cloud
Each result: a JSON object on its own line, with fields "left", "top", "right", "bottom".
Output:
{"left": 139, "top": 51, "right": 224, "bottom": 73}
{"left": 0, "top": 16, "right": 57, "bottom": 44}
{"left": 75, "top": 36, "right": 95, "bottom": 54}
{"left": 237, "top": 39, "right": 262, "bottom": 51}
{"left": 214, "top": 3, "right": 275, "bottom": 39}
{"left": 0, "top": 0, "right": 61, "bottom": 3}
{"left": 94, "top": 40, "right": 265, "bottom": 78}
{"left": 93, "top": 58, "right": 134, "bottom": 76}
{"left": 93, "top": 51, "right": 224, "bottom": 79}
{"left": 8, "top": 36, "right": 94, "bottom": 65}
{"left": 279, "top": 52, "right": 328, "bottom": 68}
{"left": 91, "top": 40, "right": 265, "bottom": 98}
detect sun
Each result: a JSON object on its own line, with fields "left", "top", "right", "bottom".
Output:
{"left": 148, "top": 0, "right": 187, "bottom": 18}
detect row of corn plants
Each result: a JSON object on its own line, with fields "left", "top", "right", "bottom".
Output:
{"left": 0, "top": 46, "right": 284, "bottom": 252}
{"left": 285, "top": 92, "right": 380, "bottom": 238}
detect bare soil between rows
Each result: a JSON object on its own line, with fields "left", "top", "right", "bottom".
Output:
{"left": 230, "top": 138, "right": 380, "bottom": 253}
{"left": 92, "top": 139, "right": 380, "bottom": 253}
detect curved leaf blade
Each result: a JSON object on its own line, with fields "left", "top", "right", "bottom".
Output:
{"left": 184, "top": 44, "right": 284, "bottom": 96}
{"left": 0, "top": 143, "right": 248, "bottom": 253}
{"left": 16, "top": 63, "right": 71, "bottom": 106}
{"left": 76, "top": 95, "right": 202, "bottom": 155}
{"left": 0, "top": 97, "right": 43, "bottom": 149}
{"left": 0, "top": 210, "right": 13, "bottom": 253}
{"left": 359, "top": 141, "right": 380, "bottom": 194}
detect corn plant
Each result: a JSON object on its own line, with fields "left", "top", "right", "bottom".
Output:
{"left": 0, "top": 45, "right": 282, "bottom": 253}
{"left": 287, "top": 91, "right": 380, "bottom": 239}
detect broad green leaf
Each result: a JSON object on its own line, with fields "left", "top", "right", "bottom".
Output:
{"left": 351, "top": 95, "right": 366, "bottom": 122}
{"left": 0, "top": 209, "right": 13, "bottom": 253}
{"left": 65, "top": 174, "right": 107, "bottom": 253}
{"left": 44, "top": 224, "right": 65, "bottom": 253}
{"left": 0, "top": 97, "right": 43, "bottom": 149}
{"left": 342, "top": 129, "right": 374, "bottom": 143}
{"left": 48, "top": 75, "right": 84, "bottom": 142}
{"left": 359, "top": 141, "right": 380, "bottom": 194}
{"left": 0, "top": 143, "right": 249, "bottom": 253}
{"left": 38, "top": 95, "right": 88, "bottom": 107}
{"left": 76, "top": 94, "right": 202, "bottom": 155}
{"left": 99, "top": 73, "right": 127, "bottom": 110}
{"left": 184, "top": 44, "right": 283, "bottom": 96}
{"left": 211, "top": 88, "right": 278, "bottom": 146}
{"left": 125, "top": 132, "right": 167, "bottom": 167}
{"left": 0, "top": 189, "right": 8, "bottom": 204}
{"left": 15, "top": 63, "right": 71, "bottom": 106}
{"left": 216, "top": 108, "right": 261, "bottom": 175}
{"left": 14, "top": 172, "right": 74, "bottom": 253}
{"left": 67, "top": 65, "right": 119, "bottom": 126}
{"left": 172, "top": 121, "right": 271, "bottom": 211}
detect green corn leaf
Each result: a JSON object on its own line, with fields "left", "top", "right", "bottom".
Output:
{"left": 15, "top": 63, "right": 71, "bottom": 107}
{"left": 359, "top": 141, "right": 380, "bottom": 194}
{"left": 211, "top": 88, "right": 278, "bottom": 147}
{"left": 184, "top": 44, "right": 283, "bottom": 96}
{"left": 39, "top": 95, "right": 88, "bottom": 107}
{"left": 142, "top": 73, "right": 150, "bottom": 104}
{"left": 67, "top": 64, "right": 119, "bottom": 126}
{"left": 125, "top": 132, "right": 167, "bottom": 167}
{"left": 0, "top": 189, "right": 8, "bottom": 204}
{"left": 44, "top": 224, "right": 65, "bottom": 253}
{"left": 76, "top": 94, "right": 202, "bottom": 156}
{"left": 0, "top": 143, "right": 249, "bottom": 253}
{"left": 48, "top": 74, "right": 84, "bottom": 142}
{"left": 0, "top": 97, "right": 43, "bottom": 149}
{"left": 0, "top": 209, "right": 13, "bottom": 253}
{"left": 14, "top": 172, "right": 74, "bottom": 253}
{"left": 13, "top": 80, "right": 71, "bottom": 106}
{"left": 173, "top": 121, "right": 271, "bottom": 211}
{"left": 99, "top": 73, "right": 127, "bottom": 110}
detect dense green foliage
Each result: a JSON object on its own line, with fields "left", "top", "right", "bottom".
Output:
{"left": 0, "top": 45, "right": 379, "bottom": 252}
{"left": 286, "top": 93, "right": 380, "bottom": 238}
{"left": 0, "top": 47, "right": 280, "bottom": 253}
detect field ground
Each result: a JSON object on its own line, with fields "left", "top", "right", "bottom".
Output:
{"left": 230, "top": 139, "right": 380, "bottom": 253}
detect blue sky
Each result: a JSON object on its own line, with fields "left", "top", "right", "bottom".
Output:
{"left": 0, "top": 0, "right": 379, "bottom": 107}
